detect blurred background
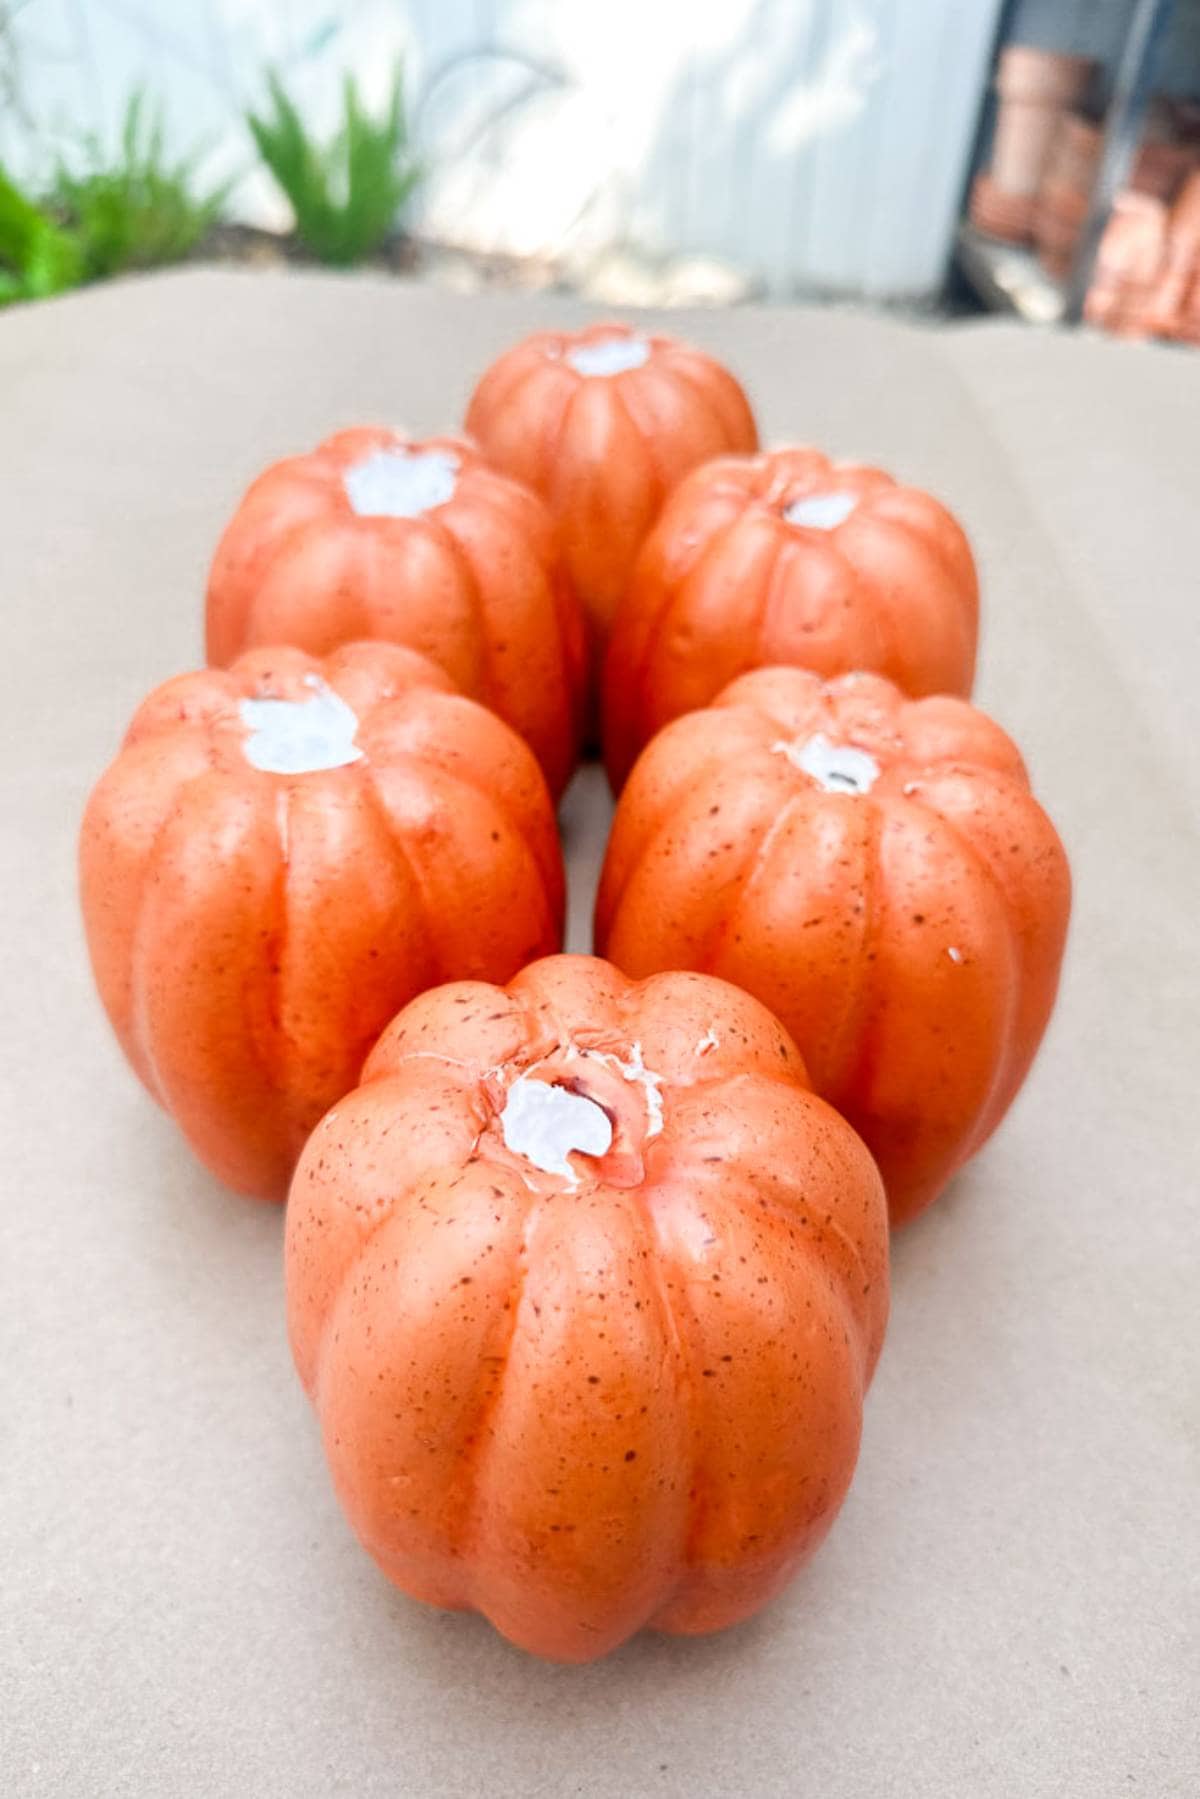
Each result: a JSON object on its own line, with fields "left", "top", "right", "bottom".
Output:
{"left": 2, "top": 0, "right": 1200, "bottom": 336}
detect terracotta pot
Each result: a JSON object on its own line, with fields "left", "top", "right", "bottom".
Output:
{"left": 1084, "top": 279, "right": 1150, "bottom": 337}
{"left": 1171, "top": 281, "right": 1200, "bottom": 340}
{"left": 1093, "top": 192, "right": 1169, "bottom": 287}
{"left": 1035, "top": 214, "right": 1082, "bottom": 252}
{"left": 970, "top": 173, "right": 1035, "bottom": 243}
{"left": 990, "top": 49, "right": 1094, "bottom": 199}
{"left": 1047, "top": 114, "right": 1103, "bottom": 193}
{"left": 1167, "top": 169, "right": 1200, "bottom": 251}
{"left": 1037, "top": 177, "right": 1089, "bottom": 226}
{"left": 996, "top": 46, "right": 1094, "bottom": 107}
{"left": 1143, "top": 174, "right": 1200, "bottom": 335}
{"left": 1038, "top": 244, "right": 1074, "bottom": 281}
{"left": 1143, "top": 262, "right": 1191, "bottom": 337}
{"left": 1131, "top": 140, "right": 1195, "bottom": 202}
{"left": 1032, "top": 169, "right": 1090, "bottom": 268}
{"left": 992, "top": 98, "right": 1066, "bottom": 196}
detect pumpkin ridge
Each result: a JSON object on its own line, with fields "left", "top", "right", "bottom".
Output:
{"left": 781, "top": 1159, "right": 886, "bottom": 1373}
{"left": 264, "top": 783, "right": 295, "bottom": 1141}
{"left": 358, "top": 758, "right": 446, "bottom": 989}
{"left": 122, "top": 781, "right": 201, "bottom": 1105}
{"left": 268, "top": 771, "right": 417, "bottom": 1165}
{"left": 468, "top": 768, "right": 562, "bottom": 922}
{"left": 366, "top": 722, "right": 561, "bottom": 944}
{"left": 629, "top": 510, "right": 751, "bottom": 753}
{"left": 305, "top": 1070, "right": 492, "bottom": 1398}
{"left": 596, "top": 736, "right": 746, "bottom": 933}
{"left": 606, "top": 1173, "right": 703, "bottom": 1632}
{"left": 655, "top": 349, "right": 745, "bottom": 447}
{"left": 608, "top": 373, "right": 670, "bottom": 507}
{"left": 462, "top": 470, "right": 585, "bottom": 737}
{"left": 123, "top": 672, "right": 243, "bottom": 746}
{"left": 422, "top": 509, "right": 496, "bottom": 716}
{"left": 717, "top": 790, "right": 879, "bottom": 1100}
{"left": 700, "top": 788, "right": 806, "bottom": 974}
{"left": 270, "top": 511, "right": 372, "bottom": 648}
{"left": 870, "top": 490, "right": 976, "bottom": 601}
{"left": 704, "top": 457, "right": 766, "bottom": 505}
{"left": 894, "top": 769, "right": 1042, "bottom": 1159}
{"left": 624, "top": 1168, "right": 705, "bottom": 1610}
{"left": 142, "top": 772, "right": 291, "bottom": 1163}
{"left": 638, "top": 1160, "right": 864, "bottom": 1617}
{"left": 544, "top": 368, "right": 590, "bottom": 514}
{"left": 759, "top": 524, "right": 857, "bottom": 664}
{"left": 758, "top": 447, "right": 835, "bottom": 511}
{"left": 446, "top": 1179, "right": 538, "bottom": 1593}
{"left": 807, "top": 785, "right": 885, "bottom": 1116}
{"left": 124, "top": 751, "right": 267, "bottom": 1102}
{"left": 662, "top": 1077, "right": 881, "bottom": 1303}
{"left": 852, "top": 787, "right": 1020, "bottom": 1201}
{"left": 229, "top": 779, "right": 301, "bottom": 1141}
{"left": 321, "top": 1070, "right": 487, "bottom": 1285}
{"left": 840, "top": 512, "right": 960, "bottom": 681}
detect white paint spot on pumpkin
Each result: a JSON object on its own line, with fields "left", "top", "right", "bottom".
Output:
{"left": 581, "top": 1041, "right": 666, "bottom": 1137}
{"left": 784, "top": 490, "right": 858, "bottom": 530}
{"left": 501, "top": 1077, "right": 613, "bottom": 1182}
{"left": 239, "top": 677, "right": 363, "bottom": 774}
{"left": 773, "top": 733, "right": 880, "bottom": 795}
{"left": 343, "top": 447, "right": 459, "bottom": 518}
{"left": 566, "top": 334, "right": 651, "bottom": 377}
{"left": 947, "top": 946, "right": 964, "bottom": 964}
{"left": 696, "top": 1029, "right": 720, "bottom": 1056}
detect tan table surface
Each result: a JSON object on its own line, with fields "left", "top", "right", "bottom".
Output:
{"left": 2, "top": 271, "right": 1197, "bottom": 1798}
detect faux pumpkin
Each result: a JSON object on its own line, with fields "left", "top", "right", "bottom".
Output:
{"left": 286, "top": 954, "right": 888, "bottom": 1662}
{"left": 602, "top": 446, "right": 979, "bottom": 790}
{"left": 595, "top": 669, "right": 1070, "bottom": 1225}
{"left": 464, "top": 323, "right": 758, "bottom": 657}
{"left": 205, "top": 428, "right": 586, "bottom": 798}
{"left": 80, "top": 642, "right": 564, "bottom": 1201}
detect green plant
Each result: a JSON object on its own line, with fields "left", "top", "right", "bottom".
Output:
{"left": 0, "top": 165, "right": 82, "bottom": 305}
{"left": 247, "top": 64, "right": 421, "bottom": 265}
{"left": 51, "top": 90, "right": 227, "bottom": 280}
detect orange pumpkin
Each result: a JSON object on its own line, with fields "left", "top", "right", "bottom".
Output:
{"left": 205, "top": 428, "right": 585, "bottom": 798}
{"left": 602, "top": 446, "right": 979, "bottom": 790}
{"left": 79, "top": 642, "right": 564, "bottom": 1201}
{"left": 464, "top": 323, "right": 758, "bottom": 656}
{"left": 286, "top": 954, "right": 888, "bottom": 1662}
{"left": 595, "top": 669, "right": 1070, "bottom": 1225}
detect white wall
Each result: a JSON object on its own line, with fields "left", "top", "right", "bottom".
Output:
{"left": 0, "top": 0, "right": 1003, "bottom": 299}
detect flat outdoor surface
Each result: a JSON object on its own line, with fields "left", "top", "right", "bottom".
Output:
{"left": 1, "top": 270, "right": 1197, "bottom": 1798}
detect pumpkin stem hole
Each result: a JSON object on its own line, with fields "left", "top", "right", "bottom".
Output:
{"left": 343, "top": 447, "right": 459, "bottom": 518}
{"left": 773, "top": 732, "right": 880, "bottom": 795}
{"left": 501, "top": 1077, "right": 614, "bottom": 1182}
{"left": 566, "top": 335, "right": 651, "bottom": 377}
{"left": 783, "top": 491, "right": 858, "bottom": 530}
{"left": 239, "top": 677, "right": 363, "bottom": 774}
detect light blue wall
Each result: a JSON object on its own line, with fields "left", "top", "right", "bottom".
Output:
{"left": 0, "top": 0, "right": 1009, "bottom": 299}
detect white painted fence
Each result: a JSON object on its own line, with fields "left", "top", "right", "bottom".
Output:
{"left": 1, "top": 0, "right": 1004, "bottom": 299}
